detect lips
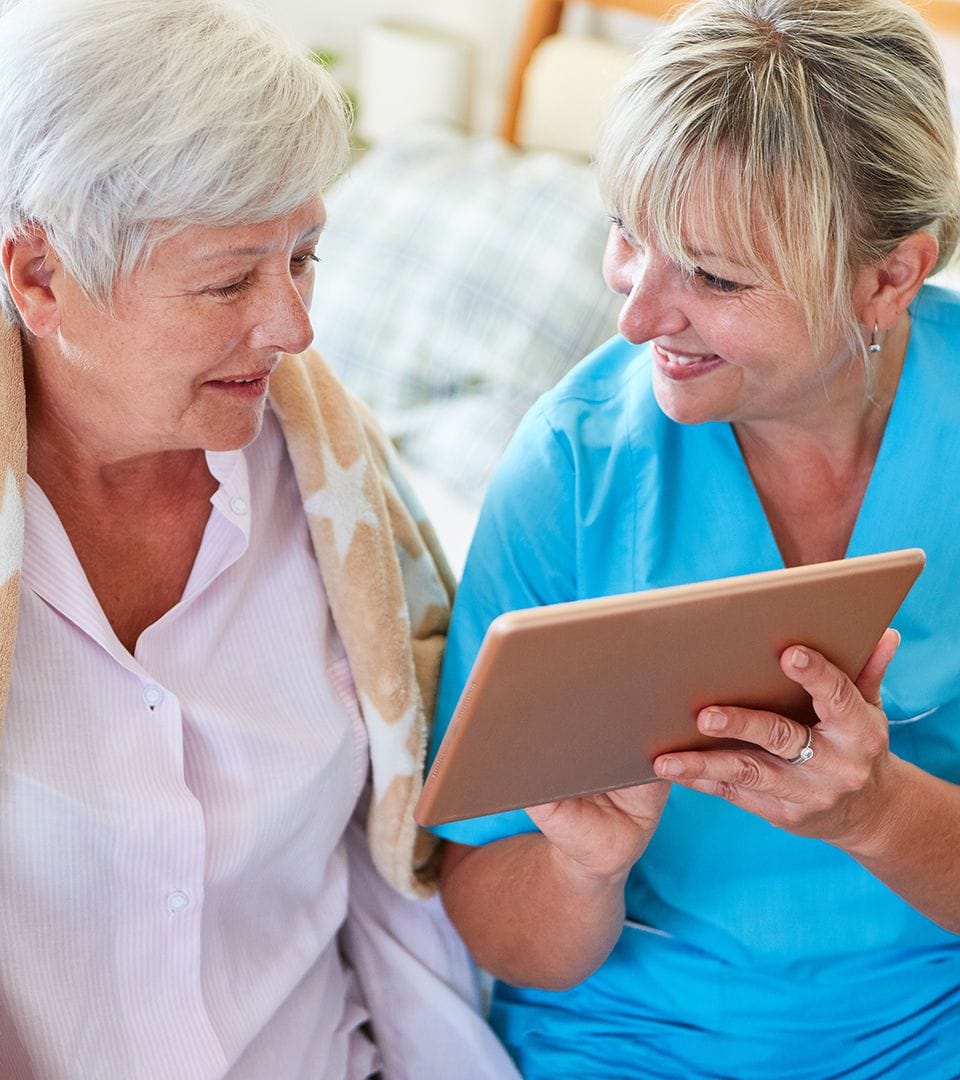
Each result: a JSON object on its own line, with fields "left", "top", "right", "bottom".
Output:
{"left": 204, "top": 367, "right": 273, "bottom": 399}
{"left": 208, "top": 369, "right": 272, "bottom": 384}
{"left": 653, "top": 343, "right": 725, "bottom": 381}
{"left": 655, "top": 345, "right": 716, "bottom": 366}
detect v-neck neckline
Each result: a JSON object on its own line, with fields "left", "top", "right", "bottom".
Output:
{"left": 708, "top": 326, "right": 918, "bottom": 571}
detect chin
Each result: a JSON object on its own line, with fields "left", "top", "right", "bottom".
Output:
{"left": 653, "top": 388, "right": 722, "bottom": 427}
{"left": 201, "top": 413, "right": 266, "bottom": 452}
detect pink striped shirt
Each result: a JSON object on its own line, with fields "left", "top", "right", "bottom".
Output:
{"left": 0, "top": 409, "right": 379, "bottom": 1079}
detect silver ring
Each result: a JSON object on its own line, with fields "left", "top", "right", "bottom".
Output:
{"left": 788, "top": 726, "right": 815, "bottom": 766}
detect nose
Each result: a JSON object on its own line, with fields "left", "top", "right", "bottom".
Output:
{"left": 602, "top": 227, "right": 688, "bottom": 345}
{"left": 249, "top": 274, "right": 315, "bottom": 355}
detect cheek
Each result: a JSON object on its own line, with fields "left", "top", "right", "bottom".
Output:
{"left": 705, "top": 304, "right": 792, "bottom": 367}
{"left": 161, "top": 303, "right": 247, "bottom": 360}
{"left": 57, "top": 301, "right": 119, "bottom": 357}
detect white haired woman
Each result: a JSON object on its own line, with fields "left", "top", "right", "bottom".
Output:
{"left": 0, "top": 1, "right": 517, "bottom": 1077}
{"left": 430, "top": 0, "right": 960, "bottom": 1075}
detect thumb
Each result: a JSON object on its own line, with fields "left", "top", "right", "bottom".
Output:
{"left": 855, "top": 627, "right": 900, "bottom": 707}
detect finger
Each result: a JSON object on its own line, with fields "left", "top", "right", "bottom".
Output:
{"left": 657, "top": 751, "right": 830, "bottom": 834}
{"left": 604, "top": 777, "right": 672, "bottom": 819}
{"left": 854, "top": 627, "right": 900, "bottom": 707}
{"left": 694, "top": 704, "right": 810, "bottom": 762}
{"left": 780, "top": 644, "right": 863, "bottom": 727}
{"left": 679, "top": 777, "right": 808, "bottom": 830}
{"left": 655, "top": 747, "right": 777, "bottom": 790}
{"left": 527, "top": 779, "right": 669, "bottom": 830}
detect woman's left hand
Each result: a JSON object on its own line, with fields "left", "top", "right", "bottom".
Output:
{"left": 653, "top": 628, "right": 901, "bottom": 846}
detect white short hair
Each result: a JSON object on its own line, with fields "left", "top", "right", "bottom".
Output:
{"left": 0, "top": 0, "right": 351, "bottom": 323}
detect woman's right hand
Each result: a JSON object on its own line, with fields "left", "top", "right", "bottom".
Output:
{"left": 526, "top": 780, "right": 671, "bottom": 887}
{"left": 439, "top": 780, "right": 670, "bottom": 990}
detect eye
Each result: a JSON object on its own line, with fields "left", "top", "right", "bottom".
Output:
{"left": 291, "top": 251, "right": 320, "bottom": 275}
{"left": 607, "top": 214, "right": 637, "bottom": 246}
{"left": 694, "top": 266, "right": 746, "bottom": 293}
{"left": 209, "top": 279, "right": 251, "bottom": 299}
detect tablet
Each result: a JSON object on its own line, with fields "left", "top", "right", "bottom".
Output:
{"left": 415, "top": 548, "right": 925, "bottom": 827}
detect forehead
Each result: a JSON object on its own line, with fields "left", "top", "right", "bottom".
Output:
{"left": 153, "top": 196, "right": 327, "bottom": 267}
{"left": 679, "top": 193, "right": 772, "bottom": 273}
{"left": 623, "top": 158, "right": 777, "bottom": 279}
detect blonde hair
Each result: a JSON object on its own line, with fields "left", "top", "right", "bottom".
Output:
{"left": 597, "top": 0, "right": 960, "bottom": 355}
{"left": 0, "top": 0, "right": 351, "bottom": 324}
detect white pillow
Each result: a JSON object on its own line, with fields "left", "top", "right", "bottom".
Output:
{"left": 310, "top": 126, "right": 622, "bottom": 500}
{"left": 517, "top": 35, "right": 635, "bottom": 158}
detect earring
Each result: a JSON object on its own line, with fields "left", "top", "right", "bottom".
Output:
{"left": 868, "top": 324, "right": 881, "bottom": 354}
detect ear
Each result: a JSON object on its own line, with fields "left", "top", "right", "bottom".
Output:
{"left": 1, "top": 226, "right": 62, "bottom": 336}
{"left": 855, "top": 230, "right": 939, "bottom": 333}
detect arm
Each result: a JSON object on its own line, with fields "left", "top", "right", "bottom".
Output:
{"left": 845, "top": 755, "right": 960, "bottom": 933}
{"left": 431, "top": 397, "right": 671, "bottom": 988}
{"left": 429, "top": 388, "right": 682, "bottom": 989}
{"left": 654, "top": 629, "right": 960, "bottom": 933}
{"left": 439, "top": 779, "right": 669, "bottom": 990}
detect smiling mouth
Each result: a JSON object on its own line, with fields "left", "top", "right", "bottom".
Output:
{"left": 655, "top": 346, "right": 719, "bottom": 366}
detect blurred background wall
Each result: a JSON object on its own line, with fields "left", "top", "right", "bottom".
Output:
{"left": 265, "top": 0, "right": 661, "bottom": 135}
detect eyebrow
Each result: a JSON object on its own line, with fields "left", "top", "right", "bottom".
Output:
{"left": 198, "top": 221, "right": 325, "bottom": 261}
{"left": 685, "top": 246, "right": 755, "bottom": 272}
{"left": 685, "top": 245, "right": 732, "bottom": 263}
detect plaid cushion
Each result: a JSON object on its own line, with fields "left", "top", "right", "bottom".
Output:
{"left": 310, "top": 126, "right": 621, "bottom": 500}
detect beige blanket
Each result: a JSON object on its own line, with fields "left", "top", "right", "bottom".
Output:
{"left": 0, "top": 321, "right": 454, "bottom": 896}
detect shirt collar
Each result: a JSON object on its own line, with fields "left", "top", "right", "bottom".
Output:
{"left": 21, "top": 444, "right": 254, "bottom": 662}
{"left": 205, "top": 446, "right": 252, "bottom": 540}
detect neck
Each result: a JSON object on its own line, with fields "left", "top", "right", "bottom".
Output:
{"left": 732, "top": 314, "right": 910, "bottom": 567}
{"left": 734, "top": 313, "right": 910, "bottom": 475}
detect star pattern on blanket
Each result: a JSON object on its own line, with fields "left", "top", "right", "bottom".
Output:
{"left": 396, "top": 543, "right": 448, "bottom": 634}
{"left": 304, "top": 445, "right": 379, "bottom": 564}
{"left": 0, "top": 467, "right": 24, "bottom": 587}
{"left": 360, "top": 691, "right": 416, "bottom": 795}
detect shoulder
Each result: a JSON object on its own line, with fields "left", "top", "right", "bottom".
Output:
{"left": 535, "top": 334, "right": 653, "bottom": 439}
{"left": 270, "top": 346, "right": 364, "bottom": 420}
{"left": 270, "top": 346, "right": 456, "bottom": 596}
{"left": 490, "top": 335, "right": 670, "bottom": 527}
{"left": 900, "top": 282, "right": 960, "bottom": 420}
{"left": 496, "top": 335, "right": 657, "bottom": 482}
{"left": 463, "top": 336, "right": 668, "bottom": 607}
{"left": 908, "top": 281, "right": 960, "bottom": 335}
{"left": 269, "top": 347, "right": 394, "bottom": 470}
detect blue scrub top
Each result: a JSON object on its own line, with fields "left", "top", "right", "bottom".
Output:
{"left": 430, "top": 284, "right": 960, "bottom": 1078}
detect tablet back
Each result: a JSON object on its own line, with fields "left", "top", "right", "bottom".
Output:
{"left": 416, "top": 548, "right": 924, "bottom": 827}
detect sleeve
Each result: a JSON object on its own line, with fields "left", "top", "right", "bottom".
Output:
{"left": 427, "top": 400, "right": 579, "bottom": 845}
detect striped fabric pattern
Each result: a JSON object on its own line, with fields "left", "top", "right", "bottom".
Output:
{"left": 4, "top": 415, "right": 379, "bottom": 1077}
{"left": 0, "top": 322, "right": 25, "bottom": 724}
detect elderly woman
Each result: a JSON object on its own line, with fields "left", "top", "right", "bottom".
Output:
{"left": 430, "top": 0, "right": 960, "bottom": 1075}
{"left": 0, "top": 1, "right": 520, "bottom": 1077}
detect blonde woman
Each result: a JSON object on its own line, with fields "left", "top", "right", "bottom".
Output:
{"left": 431, "top": 0, "right": 960, "bottom": 1075}
{"left": 0, "top": 0, "right": 519, "bottom": 1076}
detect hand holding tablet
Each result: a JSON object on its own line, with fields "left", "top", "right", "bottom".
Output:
{"left": 417, "top": 549, "right": 925, "bottom": 827}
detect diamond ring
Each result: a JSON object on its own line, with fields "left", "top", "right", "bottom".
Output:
{"left": 788, "top": 726, "right": 815, "bottom": 766}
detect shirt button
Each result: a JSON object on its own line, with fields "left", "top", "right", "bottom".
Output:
{"left": 142, "top": 685, "right": 164, "bottom": 708}
{"left": 229, "top": 495, "right": 248, "bottom": 515}
{"left": 166, "top": 890, "right": 189, "bottom": 914}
